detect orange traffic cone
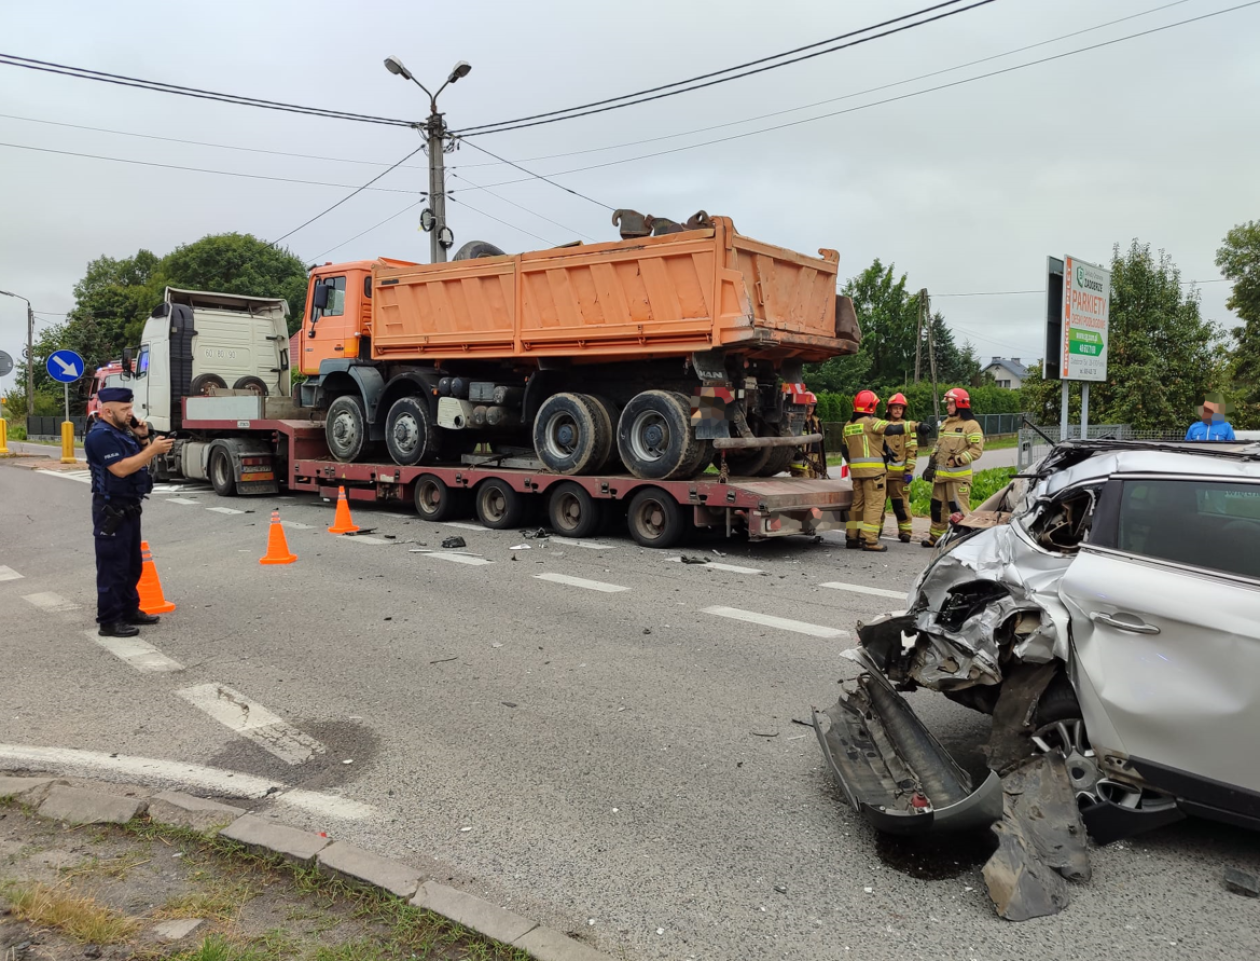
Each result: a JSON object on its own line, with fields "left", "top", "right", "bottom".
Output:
{"left": 136, "top": 541, "right": 177, "bottom": 614}
{"left": 260, "top": 509, "right": 298, "bottom": 565}
{"left": 327, "top": 486, "right": 360, "bottom": 534}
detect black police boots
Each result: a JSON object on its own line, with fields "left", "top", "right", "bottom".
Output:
{"left": 98, "top": 622, "right": 140, "bottom": 638}
{"left": 125, "top": 611, "right": 161, "bottom": 625}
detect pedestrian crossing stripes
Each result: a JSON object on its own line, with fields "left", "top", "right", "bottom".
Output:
{"left": 701, "top": 606, "right": 848, "bottom": 639}
{"left": 176, "top": 683, "right": 326, "bottom": 766}
{"left": 87, "top": 630, "right": 184, "bottom": 672}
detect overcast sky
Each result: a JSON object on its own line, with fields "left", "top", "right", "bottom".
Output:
{"left": 2, "top": 0, "right": 1257, "bottom": 386}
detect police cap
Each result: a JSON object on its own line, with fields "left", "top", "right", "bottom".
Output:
{"left": 97, "top": 387, "right": 134, "bottom": 403}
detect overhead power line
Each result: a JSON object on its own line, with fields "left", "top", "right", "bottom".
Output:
{"left": 0, "top": 53, "right": 415, "bottom": 127}
{"left": 449, "top": 1, "right": 1260, "bottom": 192}
{"left": 454, "top": 0, "right": 993, "bottom": 135}
{"left": 450, "top": 169, "right": 596, "bottom": 241}
{"left": 0, "top": 141, "right": 424, "bottom": 195}
{"left": 455, "top": 139, "right": 612, "bottom": 211}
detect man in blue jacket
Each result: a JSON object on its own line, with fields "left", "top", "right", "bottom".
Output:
{"left": 1185, "top": 399, "right": 1236, "bottom": 441}
{"left": 84, "top": 387, "right": 173, "bottom": 637}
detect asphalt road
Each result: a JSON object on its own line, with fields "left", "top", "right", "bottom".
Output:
{"left": 2, "top": 459, "right": 1257, "bottom": 961}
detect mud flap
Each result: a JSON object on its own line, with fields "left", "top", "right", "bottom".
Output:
{"left": 812, "top": 651, "right": 1003, "bottom": 835}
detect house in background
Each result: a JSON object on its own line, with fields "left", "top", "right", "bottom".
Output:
{"left": 983, "top": 356, "right": 1029, "bottom": 389}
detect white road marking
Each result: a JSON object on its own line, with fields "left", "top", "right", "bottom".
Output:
{"left": 86, "top": 630, "right": 183, "bottom": 672}
{"left": 338, "top": 535, "right": 391, "bottom": 545}
{"left": 439, "top": 521, "right": 486, "bottom": 532}
{"left": 425, "top": 552, "right": 493, "bottom": 566}
{"left": 176, "top": 683, "right": 326, "bottom": 766}
{"left": 535, "top": 572, "right": 629, "bottom": 593}
{"left": 282, "top": 521, "right": 314, "bottom": 529}
{"left": 0, "top": 744, "right": 375, "bottom": 820}
{"left": 820, "top": 581, "right": 909, "bottom": 600}
{"left": 22, "top": 591, "right": 79, "bottom": 613}
{"left": 166, "top": 498, "right": 201, "bottom": 506}
{"left": 153, "top": 483, "right": 211, "bottom": 493}
{"left": 666, "top": 558, "right": 763, "bottom": 575}
{"left": 702, "top": 605, "right": 849, "bottom": 639}
{"left": 568, "top": 540, "right": 618, "bottom": 550}
{"left": 0, "top": 566, "right": 23, "bottom": 582}
{"left": 206, "top": 506, "right": 245, "bottom": 515}
{"left": 38, "top": 469, "right": 92, "bottom": 484}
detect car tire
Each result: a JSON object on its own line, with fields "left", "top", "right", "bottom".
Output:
{"left": 325, "top": 394, "right": 370, "bottom": 463}
{"left": 232, "top": 375, "right": 269, "bottom": 396}
{"left": 475, "top": 478, "right": 525, "bottom": 530}
{"left": 618, "top": 390, "right": 702, "bottom": 480}
{"left": 190, "top": 373, "right": 227, "bottom": 396}
{"left": 626, "top": 486, "right": 688, "bottom": 548}
{"left": 386, "top": 396, "right": 440, "bottom": 467}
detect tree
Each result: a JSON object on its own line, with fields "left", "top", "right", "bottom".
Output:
{"left": 162, "top": 233, "right": 308, "bottom": 335}
{"left": 1215, "top": 220, "right": 1260, "bottom": 427}
{"left": 1022, "top": 240, "right": 1222, "bottom": 430}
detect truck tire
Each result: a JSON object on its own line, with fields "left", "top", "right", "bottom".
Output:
{"left": 413, "top": 473, "right": 468, "bottom": 522}
{"left": 190, "top": 373, "right": 227, "bottom": 396}
{"left": 627, "top": 487, "right": 688, "bottom": 548}
{"left": 760, "top": 427, "right": 796, "bottom": 477}
{"left": 618, "top": 390, "right": 703, "bottom": 480}
{"left": 209, "top": 447, "right": 237, "bottom": 496}
{"left": 585, "top": 395, "right": 623, "bottom": 473}
{"left": 717, "top": 445, "right": 772, "bottom": 477}
{"left": 475, "top": 478, "right": 525, "bottom": 530}
{"left": 548, "top": 482, "right": 604, "bottom": 538}
{"left": 233, "top": 375, "right": 269, "bottom": 396}
{"left": 386, "top": 396, "right": 440, "bottom": 467}
{"left": 326, "top": 394, "right": 371, "bottom": 463}
{"left": 534, "top": 393, "right": 610, "bottom": 475}
{"left": 671, "top": 391, "right": 713, "bottom": 478}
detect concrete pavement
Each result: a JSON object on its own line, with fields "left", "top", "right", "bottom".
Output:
{"left": 2, "top": 462, "right": 1257, "bottom": 961}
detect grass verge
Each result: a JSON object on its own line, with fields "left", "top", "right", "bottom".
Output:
{"left": 1, "top": 879, "right": 142, "bottom": 944}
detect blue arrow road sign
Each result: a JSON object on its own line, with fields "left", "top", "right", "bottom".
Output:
{"left": 46, "top": 349, "right": 85, "bottom": 383}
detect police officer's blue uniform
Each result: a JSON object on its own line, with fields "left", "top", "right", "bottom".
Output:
{"left": 84, "top": 408, "right": 154, "bottom": 630}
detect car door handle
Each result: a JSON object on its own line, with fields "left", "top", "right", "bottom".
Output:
{"left": 1092, "top": 612, "right": 1161, "bottom": 635}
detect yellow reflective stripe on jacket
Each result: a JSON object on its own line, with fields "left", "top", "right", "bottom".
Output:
{"left": 936, "top": 467, "right": 973, "bottom": 480}
{"left": 849, "top": 458, "right": 884, "bottom": 468}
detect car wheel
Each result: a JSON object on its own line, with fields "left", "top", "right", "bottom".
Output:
{"left": 1032, "top": 678, "right": 1105, "bottom": 804}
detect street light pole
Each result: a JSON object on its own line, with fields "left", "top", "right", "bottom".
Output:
{"left": 384, "top": 56, "right": 471, "bottom": 265}
{"left": 0, "top": 289, "right": 33, "bottom": 418}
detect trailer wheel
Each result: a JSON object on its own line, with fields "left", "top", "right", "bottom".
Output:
{"left": 190, "top": 373, "right": 227, "bottom": 396}
{"left": 475, "top": 478, "right": 526, "bottom": 530}
{"left": 618, "top": 390, "right": 703, "bottom": 480}
{"left": 413, "top": 474, "right": 468, "bottom": 522}
{"left": 326, "top": 395, "right": 371, "bottom": 463}
{"left": 534, "top": 393, "right": 610, "bottom": 475}
{"left": 627, "top": 487, "right": 688, "bottom": 548}
{"left": 209, "top": 447, "right": 237, "bottom": 497}
{"left": 233, "top": 375, "right": 269, "bottom": 396}
{"left": 386, "top": 396, "right": 440, "bottom": 467}
{"left": 548, "top": 482, "right": 604, "bottom": 538}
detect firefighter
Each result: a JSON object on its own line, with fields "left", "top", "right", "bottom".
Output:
{"left": 922, "top": 387, "right": 984, "bottom": 548}
{"left": 881, "top": 392, "right": 917, "bottom": 543}
{"left": 842, "top": 390, "right": 914, "bottom": 552}
{"left": 789, "top": 391, "right": 825, "bottom": 478}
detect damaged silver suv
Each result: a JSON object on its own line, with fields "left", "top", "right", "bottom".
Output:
{"left": 813, "top": 438, "right": 1260, "bottom": 847}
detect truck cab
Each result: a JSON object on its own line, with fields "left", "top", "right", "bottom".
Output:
{"left": 297, "top": 260, "right": 417, "bottom": 375}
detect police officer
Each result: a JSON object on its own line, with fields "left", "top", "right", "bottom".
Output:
{"left": 842, "top": 390, "right": 916, "bottom": 552}
{"left": 881, "top": 393, "right": 917, "bottom": 542}
{"left": 922, "top": 387, "right": 984, "bottom": 548}
{"left": 85, "top": 387, "right": 174, "bottom": 637}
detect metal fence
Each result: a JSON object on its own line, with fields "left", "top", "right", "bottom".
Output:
{"left": 25, "top": 416, "right": 89, "bottom": 439}
{"left": 1015, "top": 425, "right": 1190, "bottom": 469}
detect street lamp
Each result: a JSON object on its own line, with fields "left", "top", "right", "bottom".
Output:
{"left": 0, "top": 288, "right": 34, "bottom": 420}
{"left": 383, "top": 55, "right": 472, "bottom": 264}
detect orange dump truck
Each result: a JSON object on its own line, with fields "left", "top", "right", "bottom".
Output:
{"left": 296, "top": 213, "right": 859, "bottom": 480}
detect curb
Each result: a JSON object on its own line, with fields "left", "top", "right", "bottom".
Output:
{"left": 1, "top": 773, "right": 614, "bottom": 961}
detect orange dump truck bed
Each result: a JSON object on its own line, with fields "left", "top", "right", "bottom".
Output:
{"left": 370, "top": 217, "right": 855, "bottom": 364}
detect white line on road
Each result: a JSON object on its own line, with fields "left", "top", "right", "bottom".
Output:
{"left": 535, "top": 572, "right": 629, "bottom": 593}
{"left": 439, "top": 521, "right": 486, "bottom": 532}
{"left": 22, "top": 592, "right": 79, "bottom": 613}
{"left": 166, "top": 498, "right": 201, "bottom": 506}
{"left": 666, "top": 558, "right": 763, "bottom": 574}
{"left": 567, "top": 540, "right": 618, "bottom": 550}
{"left": 702, "top": 605, "right": 849, "bottom": 639}
{"left": 423, "top": 552, "right": 493, "bottom": 566}
{"left": 85, "top": 630, "right": 184, "bottom": 672}
{"left": 0, "top": 566, "right": 23, "bottom": 582}
{"left": 819, "top": 581, "right": 909, "bottom": 600}
{"left": 206, "top": 506, "right": 245, "bottom": 515}
{"left": 37, "top": 469, "right": 92, "bottom": 484}
{"left": 153, "top": 483, "right": 211, "bottom": 493}
{"left": 338, "top": 535, "right": 391, "bottom": 545}
{"left": 0, "top": 744, "right": 375, "bottom": 820}
{"left": 176, "top": 683, "right": 326, "bottom": 766}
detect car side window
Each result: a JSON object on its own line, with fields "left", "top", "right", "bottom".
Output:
{"left": 1115, "top": 479, "right": 1260, "bottom": 580}
{"left": 312, "top": 276, "right": 346, "bottom": 319}
{"left": 137, "top": 344, "right": 150, "bottom": 376}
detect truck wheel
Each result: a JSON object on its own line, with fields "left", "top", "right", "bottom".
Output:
{"left": 627, "top": 487, "right": 688, "bottom": 548}
{"left": 326, "top": 394, "right": 370, "bottom": 463}
{"left": 190, "top": 373, "right": 227, "bottom": 396}
{"left": 534, "top": 393, "right": 610, "bottom": 475}
{"left": 233, "top": 375, "right": 269, "bottom": 396}
{"left": 717, "top": 445, "right": 771, "bottom": 477}
{"left": 475, "top": 478, "right": 525, "bottom": 530}
{"left": 209, "top": 447, "right": 237, "bottom": 496}
{"left": 585, "top": 395, "right": 623, "bottom": 473}
{"left": 548, "top": 482, "right": 604, "bottom": 538}
{"left": 618, "top": 390, "right": 702, "bottom": 480}
{"left": 413, "top": 474, "right": 468, "bottom": 522}
{"left": 386, "top": 396, "right": 440, "bottom": 467}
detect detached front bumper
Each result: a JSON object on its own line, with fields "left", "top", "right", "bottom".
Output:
{"left": 812, "top": 650, "right": 1003, "bottom": 835}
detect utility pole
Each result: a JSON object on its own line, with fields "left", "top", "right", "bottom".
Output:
{"left": 914, "top": 288, "right": 926, "bottom": 384}
{"left": 385, "top": 56, "right": 471, "bottom": 265}
{"left": 924, "top": 290, "right": 940, "bottom": 423}
{"left": 0, "top": 289, "right": 34, "bottom": 418}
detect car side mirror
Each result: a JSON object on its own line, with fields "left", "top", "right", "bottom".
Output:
{"left": 121, "top": 348, "right": 134, "bottom": 377}
{"left": 312, "top": 283, "right": 330, "bottom": 310}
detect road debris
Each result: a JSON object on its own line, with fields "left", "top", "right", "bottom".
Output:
{"left": 441, "top": 536, "right": 467, "bottom": 549}
{"left": 519, "top": 527, "right": 551, "bottom": 538}
{"left": 1225, "top": 867, "right": 1260, "bottom": 897}
{"left": 510, "top": 544, "right": 531, "bottom": 550}
{"left": 429, "top": 656, "right": 458, "bottom": 664}
{"left": 679, "top": 555, "right": 710, "bottom": 565}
